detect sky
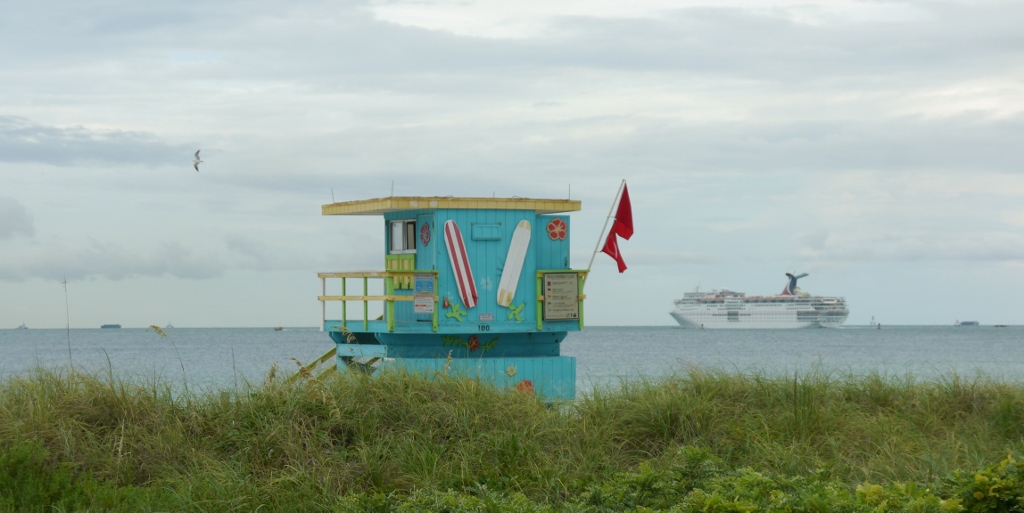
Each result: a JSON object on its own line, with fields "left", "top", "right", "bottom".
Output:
{"left": 2, "top": 0, "right": 1023, "bottom": 328}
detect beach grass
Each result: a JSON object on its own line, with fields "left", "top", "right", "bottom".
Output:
{"left": 2, "top": 365, "right": 1024, "bottom": 511}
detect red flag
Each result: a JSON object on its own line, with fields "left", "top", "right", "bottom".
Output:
{"left": 610, "top": 184, "right": 633, "bottom": 240}
{"left": 601, "top": 231, "right": 627, "bottom": 273}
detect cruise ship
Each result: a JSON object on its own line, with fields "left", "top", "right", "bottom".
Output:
{"left": 670, "top": 273, "right": 849, "bottom": 329}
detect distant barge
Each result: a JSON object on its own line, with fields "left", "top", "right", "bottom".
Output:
{"left": 100, "top": 324, "right": 121, "bottom": 329}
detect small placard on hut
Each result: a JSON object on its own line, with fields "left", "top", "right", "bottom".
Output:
{"left": 543, "top": 272, "right": 579, "bottom": 320}
{"left": 414, "top": 273, "right": 435, "bottom": 314}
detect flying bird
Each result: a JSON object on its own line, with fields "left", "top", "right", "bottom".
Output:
{"left": 193, "top": 150, "right": 203, "bottom": 172}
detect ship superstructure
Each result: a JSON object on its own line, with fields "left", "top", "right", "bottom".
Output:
{"left": 670, "top": 273, "right": 848, "bottom": 329}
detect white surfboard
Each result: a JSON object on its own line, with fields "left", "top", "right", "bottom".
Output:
{"left": 497, "top": 220, "right": 531, "bottom": 308}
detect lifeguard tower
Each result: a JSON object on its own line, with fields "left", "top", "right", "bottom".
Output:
{"left": 317, "top": 196, "right": 587, "bottom": 401}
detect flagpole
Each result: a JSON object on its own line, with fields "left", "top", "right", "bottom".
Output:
{"left": 583, "top": 179, "right": 626, "bottom": 288}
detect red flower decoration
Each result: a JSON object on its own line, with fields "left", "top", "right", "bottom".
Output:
{"left": 467, "top": 335, "right": 480, "bottom": 352}
{"left": 546, "top": 218, "right": 567, "bottom": 240}
{"left": 515, "top": 380, "right": 535, "bottom": 395}
{"left": 420, "top": 223, "right": 430, "bottom": 246}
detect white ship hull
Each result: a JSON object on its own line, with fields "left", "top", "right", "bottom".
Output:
{"left": 670, "top": 273, "right": 849, "bottom": 329}
{"left": 670, "top": 305, "right": 848, "bottom": 329}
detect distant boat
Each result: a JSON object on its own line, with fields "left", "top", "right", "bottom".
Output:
{"left": 16, "top": 322, "right": 27, "bottom": 330}
{"left": 955, "top": 320, "right": 979, "bottom": 327}
{"left": 995, "top": 325, "right": 1008, "bottom": 328}
{"left": 101, "top": 324, "right": 122, "bottom": 329}
{"left": 165, "top": 323, "right": 174, "bottom": 329}
{"left": 274, "top": 326, "right": 284, "bottom": 331}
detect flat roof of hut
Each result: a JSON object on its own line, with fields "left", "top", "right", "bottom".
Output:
{"left": 322, "top": 196, "right": 581, "bottom": 216}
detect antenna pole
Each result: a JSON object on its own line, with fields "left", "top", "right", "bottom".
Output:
{"left": 62, "top": 274, "right": 72, "bottom": 369}
{"left": 583, "top": 179, "right": 626, "bottom": 288}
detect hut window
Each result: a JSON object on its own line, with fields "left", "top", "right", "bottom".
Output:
{"left": 390, "top": 220, "right": 417, "bottom": 254}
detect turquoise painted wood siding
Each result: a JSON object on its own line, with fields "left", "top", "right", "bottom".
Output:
{"left": 383, "top": 356, "right": 576, "bottom": 401}
{"left": 416, "top": 213, "right": 436, "bottom": 271}
{"left": 322, "top": 197, "right": 581, "bottom": 403}
{"left": 334, "top": 343, "right": 387, "bottom": 358}
{"left": 433, "top": 208, "right": 539, "bottom": 332}
{"left": 371, "top": 208, "right": 580, "bottom": 336}
{"left": 375, "top": 331, "right": 563, "bottom": 358}
{"left": 414, "top": 213, "right": 436, "bottom": 323}
{"left": 383, "top": 210, "right": 431, "bottom": 325}
{"left": 535, "top": 215, "right": 571, "bottom": 271}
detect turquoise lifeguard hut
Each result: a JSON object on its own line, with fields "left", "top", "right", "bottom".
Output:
{"left": 317, "top": 196, "right": 587, "bottom": 401}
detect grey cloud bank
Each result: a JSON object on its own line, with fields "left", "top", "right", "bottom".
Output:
{"left": 0, "top": 116, "right": 192, "bottom": 167}
{"left": 2, "top": 0, "right": 1023, "bottom": 328}
{"left": 0, "top": 240, "right": 225, "bottom": 282}
{"left": 0, "top": 197, "right": 34, "bottom": 239}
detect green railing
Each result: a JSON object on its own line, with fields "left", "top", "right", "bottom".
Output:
{"left": 318, "top": 270, "right": 438, "bottom": 332}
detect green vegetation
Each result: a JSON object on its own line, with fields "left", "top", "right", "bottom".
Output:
{"left": 3, "top": 366, "right": 1024, "bottom": 511}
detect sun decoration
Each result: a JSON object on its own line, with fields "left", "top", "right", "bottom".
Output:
{"left": 420, "top": 222, "right": 430, "bottom": 246}
{"left": 546, "top": 218, "right": 567, "bottom": 240}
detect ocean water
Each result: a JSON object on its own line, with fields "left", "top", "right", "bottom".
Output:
{"left": 2, "top": 325, "right": 1022, "bottom": 392}
{"left": 570, "top": 325, "right": 1024, "bottom": 389}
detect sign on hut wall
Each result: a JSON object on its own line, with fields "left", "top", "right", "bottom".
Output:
{"left": 543, "top": 272, "right": 579, "bottom": 320}
{"left": 414, "top": 273, "right": 435, "bottom": 314}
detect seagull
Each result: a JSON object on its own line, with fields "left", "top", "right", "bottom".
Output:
{"left": 193, "top": 150, "right": 203, "bottom": 172}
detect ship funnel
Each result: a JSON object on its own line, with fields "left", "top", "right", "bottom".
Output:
{"left": 781, "top": 272, "right": 809, "bottom": 295}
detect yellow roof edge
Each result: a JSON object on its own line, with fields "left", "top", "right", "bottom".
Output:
{"left": 322, "top": 196, "right": 582, "bottom": 216}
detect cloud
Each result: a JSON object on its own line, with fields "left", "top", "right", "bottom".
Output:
{"left": 195, "top": 109, "right": 1024, "bottom": 206}
{"left": 224, "top": 233, "right": 266, "bottom": 259}
{"left": 0, "top": 197, "right": 33, "bottom": 239}
{"left": 622, "top": 249, "right": 720, "bottom": 266}
{"left": 6, "top": 1, "right": 1020, "bottom": 89}
{"left": 0, "top": 116, "right": 191, "bottom": 167}
{"left": 4, "top": 1, "right": 1021, "bottom": 184}
{"left": 321, "top": 112, "right": 1024, "bottom": 178}
{"left": 0, "top": 239, "right": 226, "bottom": 282}
{"left": 3, "top": 0, "right": 1024, "bottom": 328}
{"left": 786, "top": 170, "right": 1024, "bottom": 264}
{"left": 223, "top": 232, "right": 379, "bottom": 272}
{"left": 797, "top": 232, "right": 1024, "bottom": 264}
{"left": 224, "top": 233, "right": 308, "bottom": 271}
